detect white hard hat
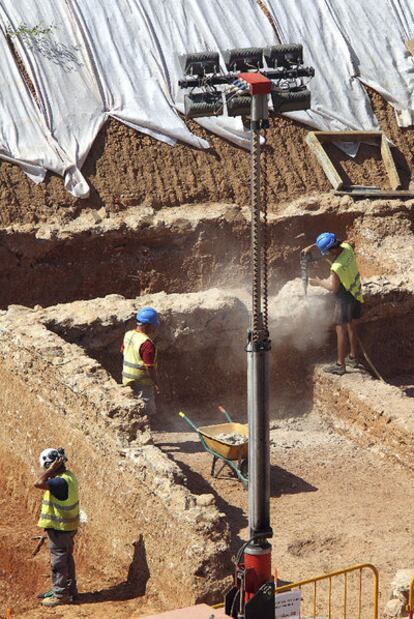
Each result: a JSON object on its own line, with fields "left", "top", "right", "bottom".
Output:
{"left": 39, "top": 448, "right": 59, "bottom": 469}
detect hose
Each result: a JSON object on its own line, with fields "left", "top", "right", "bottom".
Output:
{"left": 356, "top": 335, "right": 385, "bottom": 383}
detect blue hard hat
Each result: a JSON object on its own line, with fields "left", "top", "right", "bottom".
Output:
{"left": 316, "top": 232, "right": 337, "bottom": 256}
{"left": 136, "top": 307, "right": 160, "bottom": 327}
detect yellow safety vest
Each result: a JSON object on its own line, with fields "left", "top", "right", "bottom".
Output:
{"left": 331, "top": 242, "right": 364, "bottom": 303}
{"left": 122, "top": 330, "right": 157, "bottom": 386}
{"left": 38, "top": 470, "right": 80, "bottom": 531}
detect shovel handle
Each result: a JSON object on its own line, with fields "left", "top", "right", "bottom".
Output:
{"left": 178, "top": 411, "right": 199, "bottom": 433}
{"left": 218, "top": 405, "right": 233, "bottom": 423}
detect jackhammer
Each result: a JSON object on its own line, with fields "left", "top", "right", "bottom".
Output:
{"left": 300, "top": 252, "right": 317, "bottom": 295}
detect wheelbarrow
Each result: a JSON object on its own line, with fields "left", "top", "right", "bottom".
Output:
{"left": 179, "top": 406, "right": 248, "bottom": 486}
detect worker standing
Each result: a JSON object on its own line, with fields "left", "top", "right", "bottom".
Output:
{"left": 35, "top": 448, "right": 79, "bottom": 607}
{"left": 302, "top": 232, "right": 363, "bottom": 375}
{"left": 121, "top": 306, "right": 160, "bottom": 415}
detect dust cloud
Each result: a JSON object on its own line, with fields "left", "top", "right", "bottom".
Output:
{"left": 268, "top": 278, "right": 332, "bottom": 351}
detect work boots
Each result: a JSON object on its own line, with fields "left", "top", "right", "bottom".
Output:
{"left": 41, "top": 594, "right": 73, "bottom": 607}
{"left": 324, "top": 362, "right": 346, "bottom": 376}
{"left": 345, "top": 354, "right": 360, "bottom": 369}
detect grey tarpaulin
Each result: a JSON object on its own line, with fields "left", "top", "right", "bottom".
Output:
{"left": 0, "top": 0, "right": 104, "bottom": 197}
{"left": 327, "top": 0, "right": 414, "bottom": 127}
{"left": 263, "top": 0, "right": 380, "bottom": 137}
{"left": 0, "top": 21, "right": 67, "bottom": 185}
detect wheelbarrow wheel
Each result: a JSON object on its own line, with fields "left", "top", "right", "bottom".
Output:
{"left": 240, "top": 458, "right": 248, "bottom": 479}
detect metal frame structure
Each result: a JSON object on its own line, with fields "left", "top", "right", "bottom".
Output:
{"left": 408, "top": 575, "right": 414, "bottom": 619}
{"left": 178, "top": 45, "right": 314, "bottom": 619}
{"left": 275, "top": 563, "right": 379, "bottom": 619}
{"left": 306, "top": 130, "right": 414, "bottom": 198}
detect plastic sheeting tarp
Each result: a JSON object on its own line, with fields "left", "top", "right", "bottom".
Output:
{"left": 0, "top": 0, "right": 106, "bottom": 197}
{"left": 0, "top": 0, "right": 104, "bottom": 196}
{"left": 0, "top": 26, "right": 67, "bottom": 184}
{"left": 0, "top": 0, "right": 413, "bottom": 195}
{"left": 70, "top": 0, "right": 209, "bottom": 150}
{"left": 263, "top": 0, "right": 379, "bottom": 137}
{"left": 0, "top": 0, "right": 276, "bottom": 195}
{"left": 326, "top": 0, "right": 414, "bottom": 127}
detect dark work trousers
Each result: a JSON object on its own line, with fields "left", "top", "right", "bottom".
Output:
{"left": 46, "top": 529, "right": 77, "bottom": 598}
{"left": 130, "top": 382, "right": 157, "bottom": 416}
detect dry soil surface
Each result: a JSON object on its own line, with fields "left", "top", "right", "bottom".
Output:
{"left": 153, "top": 409, "right": 414, "bottom": 612}
{"left": 0, "top": 86, "right": 413, "bottom": 228}
{"left": 7, "top": 407, "right": 413, "bottom": 618}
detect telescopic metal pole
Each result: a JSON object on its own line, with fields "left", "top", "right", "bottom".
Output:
{"left": 244, "top": 92, "right": 272, "bottom": 596}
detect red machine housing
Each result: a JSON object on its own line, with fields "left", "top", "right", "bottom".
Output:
{"left": 239, "top": 72, "right": 272, "bottom": 95}
{"left": 244, "top": 547, "right": 272, "bottom": 601}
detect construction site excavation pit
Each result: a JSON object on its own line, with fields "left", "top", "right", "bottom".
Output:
{"left": 1, "top": 195, "right": 414, "bottom": 617}
{"left": 3, "top": 195, "right": 414, "bottom": 309}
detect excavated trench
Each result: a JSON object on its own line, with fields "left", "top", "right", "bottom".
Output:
{"left": 1, "top": 195, "right": 414, "bottom": 616}
{"left": 0, "top": 199, "right": 386, "bottom": 309}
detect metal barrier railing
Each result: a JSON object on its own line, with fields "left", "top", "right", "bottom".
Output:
{"left": 408, "top": 576, "right": 414, "bottom": 619}
{"left": 275, "top": 563, "right": 379, "bottom": 619}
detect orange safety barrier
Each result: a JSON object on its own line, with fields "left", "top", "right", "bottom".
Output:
{"left": 275, "top": 563, "right": 379, "bottom": 619}
{"left": 408, "top": 576, "right": 414, "bottom": 619}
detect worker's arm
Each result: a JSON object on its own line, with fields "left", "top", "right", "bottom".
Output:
{"left": 34, "top": 458, "right": 65, "bottom": 490}
{"left": 309, "top": 271, "right": 340, "bottom": 293}
{"left": 140, "top": 339, "right": 160, "bottom": 394}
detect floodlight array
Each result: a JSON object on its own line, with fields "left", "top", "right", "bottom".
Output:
{"left": 178, "top": 51, "right": 220, "bottom": 77}
{"left": 264, "top": 44, "right": 303, "bottom": 68}
{"left": 178, "top": 45, "right": 314, "bottom": 119}
{"left": 223, "top": 47, "right": 264, "bottom": 72}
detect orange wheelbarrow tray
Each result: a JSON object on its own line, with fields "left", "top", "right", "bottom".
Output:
{"left": 179, "top": 408, "right": 248, "bottom": 486}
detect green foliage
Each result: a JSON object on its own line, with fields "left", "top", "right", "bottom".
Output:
{"left": 6, "top": 22, "right": 54, "bottom": 39}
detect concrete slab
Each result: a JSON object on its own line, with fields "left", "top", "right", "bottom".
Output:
{"left": 141, "top": 604, "right": 229, "bottom": 618}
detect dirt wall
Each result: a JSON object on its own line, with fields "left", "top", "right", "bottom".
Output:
{"left": 42, "top": 290, "right": 248, "bottom": 406}
{"left": 314, "top": 367, "right": 414, "bottom": 471}
{"left": 0, "top": 295, "right": 241, "bottom": 611}
{"left": 0, "top": 86, "right": 413, "bottom": 228}
{"left": 0, "top": 115, "right": 329, "bottom": 227}
{"left": 1, "top": 197, "right": 413, "bottom": 310}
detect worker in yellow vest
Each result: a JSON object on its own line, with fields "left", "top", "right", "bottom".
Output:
{"left": 302, "top": 232, "right": 363, "bottom": 375}
{"left": 34, "top": 448, "right": 79, "bottom": 607}
{"left": 121, "top": 306, "right": 160, "bottom": 415}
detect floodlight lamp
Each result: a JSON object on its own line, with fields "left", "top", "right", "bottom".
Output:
{"left": 226, "top": 94, "right": 251, "bottom": 117}
{"left": 179, "top": 51, "right": 220, "bottom": 77}
{"left": 264, "top": 44, "right": 303, "bottom": 68}
{"left": 184, "top": 91, "right": 223, "bottom": 118}
{"left": 271, "top": 86, "right": 310, "bottom": 113}
{"left": 223, "top": 47, "right": 264, "bottom": 72}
